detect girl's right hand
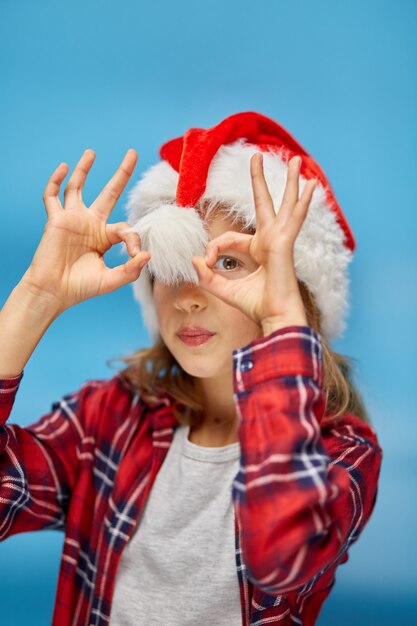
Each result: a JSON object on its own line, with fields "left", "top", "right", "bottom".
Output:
{"left": 22, "top": 149, "right": 150, "bottom": 314}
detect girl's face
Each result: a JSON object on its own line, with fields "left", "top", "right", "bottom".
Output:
{"left": 152, "top": 214, "right": 263, "bottom": 380}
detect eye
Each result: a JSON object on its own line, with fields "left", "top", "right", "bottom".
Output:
{"left": 213, "top": 255, "right": 243, "bottom": 272}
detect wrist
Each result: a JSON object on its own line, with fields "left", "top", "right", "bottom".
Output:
{"left": 20, "top": 272, "right": 65, "bottom": 319}
{"left": 261, "top": 316, "right": 309, "bottom": 337}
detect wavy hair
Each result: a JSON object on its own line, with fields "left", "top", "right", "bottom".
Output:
{"left": 109, "top": 203, "right": 371, "bottom": 428}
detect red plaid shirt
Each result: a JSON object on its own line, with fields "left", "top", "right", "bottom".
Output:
{"left": 0, "top": 325, "right": 382, "bottom": 625}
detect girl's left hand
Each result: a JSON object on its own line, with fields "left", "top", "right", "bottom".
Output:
{"left": 191, "top": 154, "right": 318, "bottom": 334}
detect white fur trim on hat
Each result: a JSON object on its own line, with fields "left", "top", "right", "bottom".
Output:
{"left": 123, "top": 139, "right": 353, "bottom": 344}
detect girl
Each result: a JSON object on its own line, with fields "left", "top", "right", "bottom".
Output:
{"left": 0, "top": 111, "right": 382, "bottom": 626}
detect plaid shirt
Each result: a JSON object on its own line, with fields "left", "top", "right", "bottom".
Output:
{"left": 0, "top": 325, "right": 382, "bottom": 626}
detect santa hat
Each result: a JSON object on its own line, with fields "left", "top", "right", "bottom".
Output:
{"left": 123, "top": 111, "right": 355, "bottom": 344}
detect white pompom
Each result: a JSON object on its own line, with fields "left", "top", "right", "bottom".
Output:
{"left": 126, "top": 204, "right": 209, "bottom": 286}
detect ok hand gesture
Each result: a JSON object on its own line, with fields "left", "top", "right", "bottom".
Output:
{"left": 192, "top": 154, "right": 317, "bottom": 334}
{"left": 23, "top": 150, "right": 150, "bottom": 313}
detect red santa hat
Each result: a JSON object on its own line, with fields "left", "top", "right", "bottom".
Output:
{"left": 124, "top": 111, "right": 355, "bottom": 343}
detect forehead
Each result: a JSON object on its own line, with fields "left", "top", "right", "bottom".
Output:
{"left": 202, "top": 205, "right": 255, "bottom": 241}
{"left": 206, "top": 216, "right": 241, "bottom": 240}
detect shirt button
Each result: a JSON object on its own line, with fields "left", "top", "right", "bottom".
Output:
{"left": 240, "top": 360, "right": 254, "bottom": 372}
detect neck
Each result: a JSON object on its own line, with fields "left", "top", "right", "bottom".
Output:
{"left": 189, "top": 376, "right": 239, "bottom": 447}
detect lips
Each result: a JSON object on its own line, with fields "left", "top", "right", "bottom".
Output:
{"left": 177, "top": 333, "right": 215, "bottom": 347}
{"left": 176, "top": 326, "right": 216, "bottom": 347}
{"left": 176, "top": 326, "right": 215, "bottom": 337}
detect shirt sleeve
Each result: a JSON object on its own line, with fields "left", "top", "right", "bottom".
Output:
{"left": 231, "top": 325, "right": 383, "bottom": 596}
{"left": 0, "top": 371, "right": 92, "bottom": 539}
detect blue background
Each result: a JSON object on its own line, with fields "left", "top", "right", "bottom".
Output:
{"left": 1, "top": 0, "right": 416, "bottom": 624}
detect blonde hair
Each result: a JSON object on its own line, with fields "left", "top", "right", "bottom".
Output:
{"left": 109, "top": 203, "right": 371, "bottom": 428}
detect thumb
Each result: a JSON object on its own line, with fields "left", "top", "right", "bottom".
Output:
{"left": 192, "top": 255, "right": 212, "bottom": 284}
{"left": 100, "top": 252, "right": 151, "bottom": 295}
{"left": 192, "top": 255, "right": 235, "bottom": 305}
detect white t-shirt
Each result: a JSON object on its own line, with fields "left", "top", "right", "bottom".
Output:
{"left": 109, "top": 422, "right": 242, "bottom": 625}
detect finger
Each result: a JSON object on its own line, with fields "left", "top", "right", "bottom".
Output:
{"left": 91, "top": 149, "right": 138, "bottom": 219}
{"left": 192, "top": 255, "right": 244, "bottom": 306}
{"left": 284, "top": 179, "right": 318, "bottom": 241}
{"left": 63, "top": 149, "right": 96, "bottom": 207}
{"left": 204, "top": 231, "right": 253, "bottom": 266}
{"left": 250, "top": 153, "right": 275, "bottom": 229}
{"left": 99, "top": 252, "right": 151, "bottom": 295}
{"left": 105, "top": 222, "right": 144, "bottom": 257}
{"left": 279, "top": 155, "right": 302, "bottom": 221}
{"left": 294, "top": 179, "right": 317, "bottom": 221}
{"left": 42, "top": 162, "right": 69, "bottom": 217}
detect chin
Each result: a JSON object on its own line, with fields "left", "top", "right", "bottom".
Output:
{"left": 177, "top": 353, "right": 230, "bottom": 379}
{"left": 177, "top": 360, "right": 218, "bottom": 379}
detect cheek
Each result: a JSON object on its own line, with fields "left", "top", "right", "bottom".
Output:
{"left": 151, "top": 290, "right": 164, "bottom": 321}
{"left": 222, "top": 306, "right": 262, "bottom": 340}
{"left": 152, "top": 285, "right": 174, "bottom": 323}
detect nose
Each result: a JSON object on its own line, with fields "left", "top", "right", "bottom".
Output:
{"left": 174, "top": 281, "right": 208, "bottom": 312}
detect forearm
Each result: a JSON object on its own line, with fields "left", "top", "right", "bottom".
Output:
{"left": 232, "top": 325, "right": 382, "bottom": 595}
{"left": 0, "top": 276, "right": 62, "bottom": 378}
